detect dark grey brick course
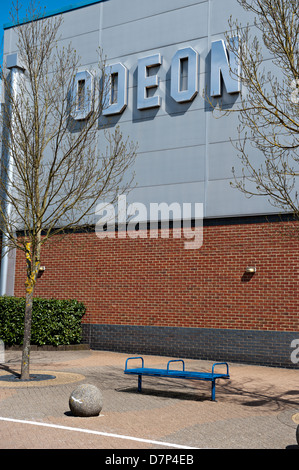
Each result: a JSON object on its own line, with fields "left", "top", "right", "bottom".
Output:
{"left": 82, "top": 324, "right": 299, "bottom": 369}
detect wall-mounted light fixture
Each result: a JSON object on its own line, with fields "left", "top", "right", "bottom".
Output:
{"left": 37, "top": 266, "right": 46, "bottom": 278}
{"left": 245, "top": 266, "right": 256, "bottom": 274}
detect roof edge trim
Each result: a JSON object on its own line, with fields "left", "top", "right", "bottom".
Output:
{"left": 3, "top": 0, "right": 106, "bottom": 30}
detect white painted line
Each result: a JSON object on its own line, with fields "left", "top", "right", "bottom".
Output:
{"left": 0, "top": 416, "right": 197, "bottom": 449}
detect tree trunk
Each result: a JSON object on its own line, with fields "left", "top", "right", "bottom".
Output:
{"left": 20, "top": 288, "right": 34, "bottom": 380}
{"left": 21, "top": 240, "right": 40, "bottom": 381}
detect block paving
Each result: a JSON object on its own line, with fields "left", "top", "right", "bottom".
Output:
{"left": 0, "top": 349, "right": 298, "bottom": 449}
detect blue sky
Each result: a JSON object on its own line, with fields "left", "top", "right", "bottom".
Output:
{"left": 0, "top": 0, "right": 97, "bottom": 64}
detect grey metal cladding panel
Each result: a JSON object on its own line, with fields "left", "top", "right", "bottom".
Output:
{"left": 208, "top": 142, "right": 242, "bottom": 181}
{"left": 95, "top": 126, "right": 206, "bottom": 186}
{"left": 210, "top": 0, "right": 256, "bottom": 35}
{"left": 208, "top": 141, "right": 288, "bottom": 181}
{"left": 3, "top": 28, "right": 19, "bottom": 55}
{"left": 208, "top": 110, "right": 241, "bottom": 144}
{"left": 54, "top": 5, "right": 102, "bottom": 67}
{"left": 58, "top": 32, "right": 100, "bottom": 67}
{"left": 103, "top": 0, "right": 208, "bottom": 29}
{"left": 205, "top": 179, "right": 280, "bottom": 218}
{"left": 127, "top": 181, "right": 205, "bottom": 209}
{"left": 208, "top": 141, "right": 258, "bottom": 181}
{"left": 56, "top": 3, "right": 101, "bottom": 38}
{"left": 133, "top": 146, "right": 206, "bottom": 188}
{"left": 101, "top": 2, "right": 209, "bottom": 59}
{"left": 111, "top": 109, "right": 206, "bottom": 154}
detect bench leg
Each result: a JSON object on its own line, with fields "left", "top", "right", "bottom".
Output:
{"left": 138, "top": 374, "right": 142, "bottom": 392}
{"left": 211, "top": 380, "right": 216, "bottom": 401}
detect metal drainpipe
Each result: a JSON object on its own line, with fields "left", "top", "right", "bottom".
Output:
{"left": 0, "top": 54, "right": 25, "bottom": 296}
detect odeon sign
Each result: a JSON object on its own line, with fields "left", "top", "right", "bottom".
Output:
{"left": 71, "top": 37, "right": 240, "bottom": 121}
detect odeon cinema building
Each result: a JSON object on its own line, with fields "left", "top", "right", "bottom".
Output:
{"left": 1, "top": 0, "right": 298, "bottom": 367}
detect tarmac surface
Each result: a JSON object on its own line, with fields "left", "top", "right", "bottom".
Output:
{"left": 0, "top": 348, "right": 298, "bottom": 451}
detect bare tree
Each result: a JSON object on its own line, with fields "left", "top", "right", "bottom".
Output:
{"left": 0, "top": 3, "right": 137, "bottom": 379}
{"left": 212, "top": 0, "right": 299, "bottom": 225}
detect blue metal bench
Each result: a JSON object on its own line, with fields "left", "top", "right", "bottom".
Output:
{"left": 124, "top": 357, "right": 230, "bottom": 401}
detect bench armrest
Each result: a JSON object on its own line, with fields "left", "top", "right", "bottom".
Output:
{"left": 212, "top": 362, "right": 229, "bottom": 376}
{"left": 125, "top": 356, "right": 144, "bottom": 370}
{"left": 167, "top": 359, "right": 185, "bottom": 372}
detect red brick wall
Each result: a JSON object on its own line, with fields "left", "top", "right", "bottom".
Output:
{"left": 13, "top": 220, "right": 299, "bottom": 332}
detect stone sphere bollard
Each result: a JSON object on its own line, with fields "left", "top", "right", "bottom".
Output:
{"left": 69, "top": 384, "right": 103, "bottom": 417}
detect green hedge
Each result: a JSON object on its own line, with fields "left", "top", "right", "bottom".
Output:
{"left": 0, "top": 297, "right": 86, "bottom": 346}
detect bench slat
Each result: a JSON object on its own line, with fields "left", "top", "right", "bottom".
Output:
{"left": 124, "top": 368, "right": 228, "bottom": 380}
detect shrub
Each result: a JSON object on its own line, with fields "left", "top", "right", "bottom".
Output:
{"left": 0, "top": 296, "right": 86, "bottom": 346}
